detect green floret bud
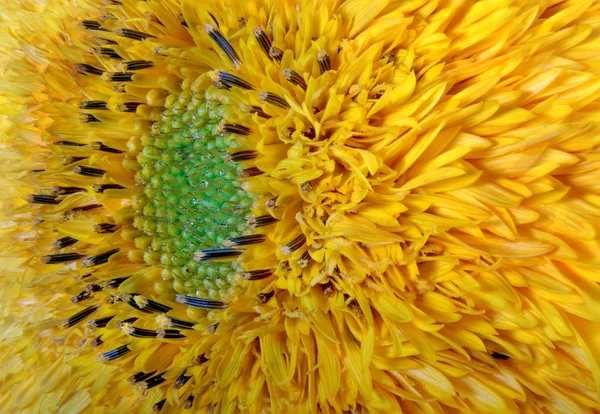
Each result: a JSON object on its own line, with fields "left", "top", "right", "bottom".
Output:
{"left": 134, "top": 92, "right": 255, "bottom": 297}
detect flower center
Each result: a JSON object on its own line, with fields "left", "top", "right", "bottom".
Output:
{"left": 133, "top": 91, "right": 254, "bottom": 298}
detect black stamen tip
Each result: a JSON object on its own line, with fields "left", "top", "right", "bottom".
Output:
{"left": 120, "top": 60, "right": 154, "bottom": 71}
{"left": 78, "top": 100, "right": 108, "bottom": 110}
{"left": 27, "top": 194, "right": 60, "bottom": 205}
{"left": 211, "top": 71, "right": 254, "bottom": 90}
{"left": 96, "top": 47, "right": 123, "bottom": 60}
{"left": 491, "top": 352, "right": 510, "bottom": 360}
{"left": 80, "top": 20, "right": 106, "bottom": 31}
{"left": 176, "top": 295, "right": 228, "bottom": 309}
{"left": 253, "top": 27, "right": 272, "bottom": 57}
{"left": 80, "top": 113, "right": 101, "bottom": 123}
{"left": 281, "top": 234, "right": 306, "bottom": 255}
{"left": 317, "top": 50, "right": 331, "bottom": 73}
{"left": 152, "top": 399, "right": 166, "bottom": 412}
{"left": 248, "top": 215, "right": 278, "bottom": 228}
{"left": 127, "top": 370, "right": 156, "bottom": 385}
{"left": 74, "top": 63, "right": 104, "bottom": 76}
{"left": 241, "top": 104, "right": 271, "bottom": 119}
{"left": 64, "top": 305, "right": 99, "bottom": 328}
{"left": 104, "top": 72, "right": 133, "bottom": 82}
{"left": 114, "top": 28, "right": 156, "bottom": 40}
{"left": 184, "top": 394, "right": 194, "bottom": 409}
{"left": 225, "top": 234, "right": 266, "bottom": 247}
{"left": 269, "top": 46, "right": 283, "bottom": 63}
{"left": 229, "top": 150, "right": 258, "bottom": 162}
{"left": 82, "top": 248, "right": 120, "bottom": 268}
{"left": 174, "top": 372, "right": 192, "bottom": 390}
{"left": 92, "top": 183, "right": 126, "bottom": 193}
{"left": 256, "top": 291, "right": 275, "bottom": 304}
{"left": 71, "top": 290, "right": 91, "bottom": 303}
{"left": 194, "top": 248, "right": 243, "bottom": 261}
{"left": 90, "top": 142, "right": 124, "bottom": 154}
{"left": 106, "top": 276, "right": 129, "bottom": 289}
{"left": 54, "top": 236, "right": 78, "bottom": 249}
{"left": 259, "top": 91, "right": 289, "bottom": 109}
{"left": 97, "top": 344, "right": 131, "bottom": 363}
{"left": 282, "top": 68, "right": 307, "bottom": 90}
{"left": 88, "top": 315, "right": 115, "bottom": 329}
{"left": 72, "top": 165, "right": 106, "bottom": 177}
{"left": 322, "top": 281, "right": 335, "bottom": 298}
{"left": 239, "top": 167, "right": 263, "bottom": 177}
{"left": 217, "top": 123, "right": 252, "bottom": 136}
{"left": 241, "top": 269, "right": 273, "bottom": 281}
{"left": 204, "top": 24, "right": 241, "bottom": 67}
{"left": 94, "top": 223, "right": 119, "bottom": 233}
{"left": 139, "top": 372, "right": 166, "bottom": 390}
{"left": 116, "top": 102, "right": 143, "bottom": 113}
{"left": 42, "top": 252, "right": 86, "bottom": 264}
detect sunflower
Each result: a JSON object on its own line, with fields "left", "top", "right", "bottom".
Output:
{"left": 1, "top": 0, "right": 600, "bottom": 412}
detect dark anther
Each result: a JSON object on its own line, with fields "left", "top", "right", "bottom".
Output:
{"left": 282, "top": 68, "right": 307, "bottom": 90}
{"left": 229, "top": 150, "right": 258, "bottom": 162}
{"left": 54, "top": 236, "right": 78, "bottom": 249}
{"left": 82, "top": 248, "right": 120, "bottom": 268}
{"left": 174, "top": 371, "right": 192, "bottom": 390}
{"left": 71, "top": 290, "right": 91, "bottom": 303}
{"left": 204, "top": 24, "right": 241, "bottom": 67}
{"left": 248, "top": 215, "right": 278, "bottom": 228}
{"left": 256, "top": 291, "right": 275, "bottom": 304}
{"left": 87, "top": 315, "right": 115, "bottom": 329}
{"left": 152, "top": 399, "right": 166, "bottom": 412}
{"left": 127, "top": 371, "right": 156, "bottom": 385}
{"left": 96, "top": 47, "right": 123, "bottom": 60}
{"left": 74, "top": 63, "right": 104, "bottom": 76}
{"left": 194, "top": 248, "right": 243, "bottom": 261}
{"left": 259, "top": 92, "right": 289, "bottom": 109}
{"left": 114, "top": 28, "right": 156, "bottom": 40}
{"left": 184, "top": 394, "right": 194, "bottom": 409}
{"left": 78, "top": 100, "right": 107, "bottom": 110}
{"left": 53, "top": 140, "right": 85, "bottom": 146}
{"left": 217, "top": 123, "right": 252, "bottom": 136}
{"left": 72, "top": 165, "right": 105, "bottom": 177}
{"left": 80, "top": 113, "right": 101, "bottom": 123}
{"left": 139, "top": 372, "right": 166, "bottom": 390}
{"left": 269, "top": 46, "right": 283, "bottom": 63}
{"left": 97, "top": 344, "right": 131, "bottom": 363}
{"left": 42, "top": 252, "right": 86, "bottom": 264}
{"left": 281, "top": 234, "right": 306, "bottom": 254}
{"left": 90, "top": 142, "right": 124, "bottom": 154}
{"left": 27, "top": 194, "right": 60, "bottom": 205}
{"left": 106, "top": 276, "right": 129, "bottom": 289}
{"left": 239, "top": 167, "right": 263, "bottom": 177}
{"left": 491, "top": 352, "right": 510, "bottom": 360}
{"left": 211, "top": 71, "right": 254, "bottom": 90}
{"left": 64, "top": 305, "right": 99, "bottom": 328}
{"left": 322, "top": 281, "right": 335, "bottom": 298}
{"left": 226, "top": 234, "right": 266, "bottom": 247}
{"left": 80, "top": 20, "right": 106, "bottom": 31}
{"left": 253, "top": 27, "right": 272, "bottom": 57}
{"left": 116, "top": 102, "right": 143, "bottom": 113}
{"left": 121, "top": 60, "right": 154, "bottom": 70}
{"left": 94, "top": 223, "right": 119, "bottom": 233}
{"left": 105, "top": 72, "right": 133, "bottom": 82}
{"left": 317, "top": 51, "right": 331, "bottom": 73}
{"left": 176, "top": 295, "right": 228, "bottom": 309}
{"left": 241, "top": 269, "right": 273, "bottom": 281}
{"left": 92, "top": 183, "right": 126, "bottom": 193}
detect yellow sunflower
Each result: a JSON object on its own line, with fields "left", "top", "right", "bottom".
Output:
{"left": 2, "top": 0, "right": 600, "bottom": 412}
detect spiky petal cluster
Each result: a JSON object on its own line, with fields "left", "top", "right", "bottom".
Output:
{"left": 2, "top": 0, "right": 600, "bottom": 413}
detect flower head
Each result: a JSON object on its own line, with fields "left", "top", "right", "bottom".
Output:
{"left": 2, "top": 0, "right": 600, "bottom": 412}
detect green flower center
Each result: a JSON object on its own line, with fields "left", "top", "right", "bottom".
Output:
{"left": 133, "top": 91, "right": 254, "bottom": 298}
